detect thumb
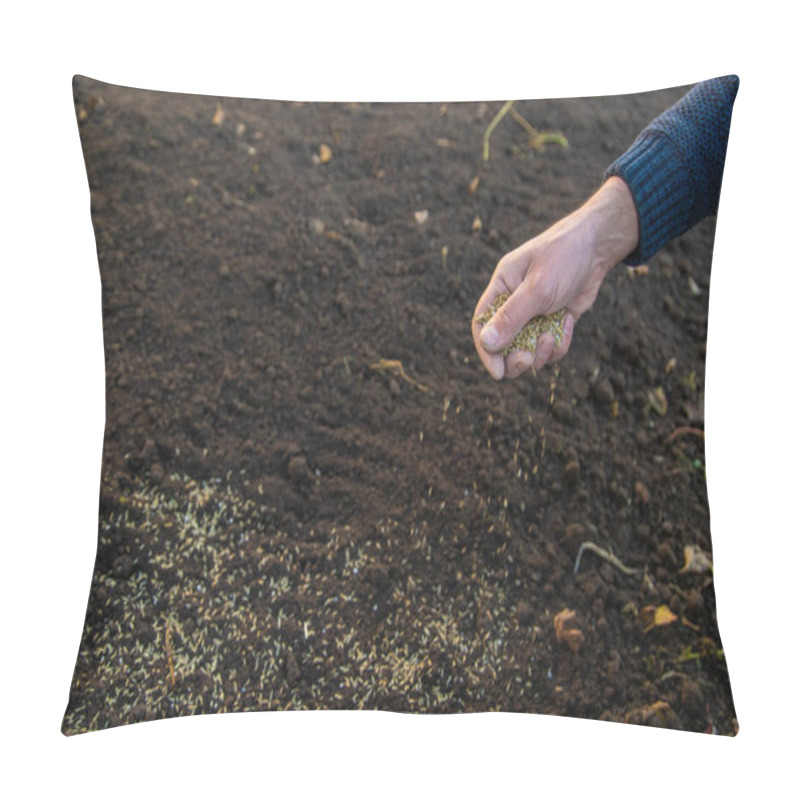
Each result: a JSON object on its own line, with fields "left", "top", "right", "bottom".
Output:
{"left": 479, "top": 288, "right": 542, "bottom": 353}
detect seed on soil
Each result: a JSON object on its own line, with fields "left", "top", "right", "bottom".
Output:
{"left": 287, "top": 455, "right": 312, "bottom": 485}
{"left": 592, "top": 377, "right": 615, "bottom": 406}
{"left": 647, "top": 386, "right": 668, "bottom": 416}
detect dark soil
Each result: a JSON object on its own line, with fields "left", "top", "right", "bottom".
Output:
{"left": 63, "top": 75, "right": 736, "bottom": 735}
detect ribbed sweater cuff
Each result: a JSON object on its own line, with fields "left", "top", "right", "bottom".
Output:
{"left": 605, "top": 131, "right": 692, "bottom": 265}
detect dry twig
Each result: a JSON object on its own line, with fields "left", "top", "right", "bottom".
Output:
{"left": 369, "top": 359, "right": 432, "bottom": 394}
{"left": 667, "top": 426, "right": 705, "bottom": 443}
{"left": 573, "top": 541, "right": 641, "bottom": 577}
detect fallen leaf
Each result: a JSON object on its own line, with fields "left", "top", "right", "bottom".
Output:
{"left": 640, "top": 604, "right": 678, "bottom": 633}
{"left": 554, "top": 608, "right": 584, "bottom": 653}
{"left": 315, "top": 143, "right": 332, "bottom": 164}
{"left": 468, "top": 175, "right": 480, "bottom": 194}
{"left": 679, "top": 544, "right": 713, "bottom": 575}
{"left": 212, "top": 103, "right": 225, "bottom": 126}
{"left": 471, "top": 216, "right": 483, "bottom": 232}
{"left": 655, "top": 605, "right": 678, "bottom": 626}
{"left": 625, "top": 700, "right": 672, "bottom": 726}
{"left": 414, "top": 209, "right": 429, "bottom": 225}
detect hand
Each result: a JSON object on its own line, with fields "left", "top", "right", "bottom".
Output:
{"left": 472, "top": 177, "right": 639, "bottom": 380}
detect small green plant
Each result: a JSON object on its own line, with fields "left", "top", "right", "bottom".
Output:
{"left": 482, "top": 101, "right": 568, "bottom": 161}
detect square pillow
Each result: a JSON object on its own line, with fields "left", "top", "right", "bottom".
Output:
{"left": 64, "top": 75, "right": 738, "bottom": 735}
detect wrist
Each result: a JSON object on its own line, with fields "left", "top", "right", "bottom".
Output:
{"left": 583, "top": 176, "right": 640, "bottom": 273}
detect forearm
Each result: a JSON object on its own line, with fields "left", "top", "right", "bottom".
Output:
{"left": 580, "top": 176, "right": 640, "bottom": 274}
{"left": 605, "top": 75, "right": 739, "bottom": 264}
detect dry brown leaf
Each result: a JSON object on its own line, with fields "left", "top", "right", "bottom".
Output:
{"left": 640, "top": 604, "right": 678, "bottom": 633}
{"left": 679, "top": 544, "right": 713, "bottom": 575}
{"left": 655, "top": 605, "right": 677, "bottom": 626}
{"left": 212, "top": 103, "right": 225, "bottom": 126}
{"left": 315, "top": 143, "right": 332, "bottom": 164}
{"left": 414, "top": 209, "right": 429, "bottom": 225}
{"left": 553, "top": 608, "right": 584, "bottom": 653}
{"left": 468, "top": 175, "right": 480, "bottom": 194}
{"left": 625, "top": 700, "right": 672, "bottom": 726}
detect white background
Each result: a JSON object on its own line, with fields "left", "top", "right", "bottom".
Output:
{"left": 3, "top": 2, "right": 796, "bottom": 797}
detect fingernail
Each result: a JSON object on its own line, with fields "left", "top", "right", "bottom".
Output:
{"left": 481, "top": 324, "right": 499, "bottom": 349}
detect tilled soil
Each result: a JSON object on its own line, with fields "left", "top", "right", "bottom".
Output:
{"left": 63, "top": 76, "right": 736, "bottom": 735}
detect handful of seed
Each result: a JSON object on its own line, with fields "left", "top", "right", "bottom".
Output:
{"left": 475, "top": 291, "right": 567, "bottom": 357}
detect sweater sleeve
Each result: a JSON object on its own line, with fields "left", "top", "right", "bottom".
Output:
{"left": 604, "top": 75, "right": 739, "bottom": 264}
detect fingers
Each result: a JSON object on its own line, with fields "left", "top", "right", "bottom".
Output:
{"left": 532, "top": 312, "right": 575, "bottom": 370}
{"left": 473, "top": 300, "right": 576, "bottom": 380}
{"left": 501, "top": 313, "right": 577, "bottom": 379}
{"left": 552, "top": 312, "right": 575, "bottom": 362}
{"left": 505, "top": 349, "right": 534, "bottom": 379}
{"left": 532, "top": 333, "right": 556, "bottom": 373}
{"left": 471, "top": 314, "right": 505, "bottom": 380}
{"left": 472, "top": 276, "right": 543, "bottom": 380}
{"left": 477, "top": 285, "right": 538, "bottom": 355}
{"left": 472, "top": 278, "right": 514, "bottom": 380}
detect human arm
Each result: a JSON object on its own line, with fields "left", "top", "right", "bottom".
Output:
{"left": 473, "top": 75, "right": 739, "bottom": 379}
{"left": 605, "top": 74, "right": 739, "bottom": 263}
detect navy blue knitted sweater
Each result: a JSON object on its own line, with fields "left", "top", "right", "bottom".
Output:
{"left": 605, "top": 75, "right": 739, "bottom": 264}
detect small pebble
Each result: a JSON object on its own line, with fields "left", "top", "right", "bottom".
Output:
{"left": 593, "top": 378, "right": 615, "bottom": 406}
{"left": 285, "top": 651, "right": 301, "bottom": 685}
{"left": 657, "top": 541, "right": 678, "bottom": 568}
{"left": 514, "top": 600, "right": 535, "bottom": 625}
{"left": 112, "top": 554, "right": 135, "bottom": 580}
{"left": 685, "top": 589, "right": 705, "bottom": 621}
{"left": 287, "top": 455, "right": 312, "bottom": 485}
{"left": 150, "top": 463, "right": 165, "bottom": 485}
{"left": 552, "top": 399, "right": 573, "bottom": 423}
{"left": 564, "top": 460, "right": 581, "bottom": 487}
